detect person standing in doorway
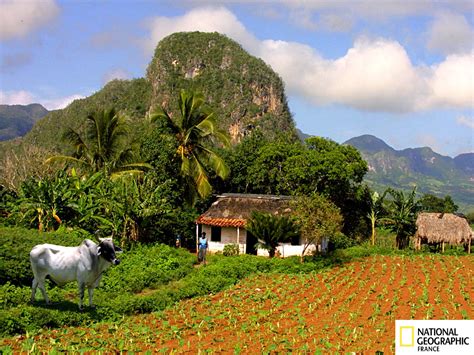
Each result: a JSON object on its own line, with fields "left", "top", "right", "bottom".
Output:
{"left": 198, "top": 232, "right": 208, "bottom": 264}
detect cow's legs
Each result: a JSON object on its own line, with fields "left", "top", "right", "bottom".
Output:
{"left": 31, "top": 278, "right": 38, "bottom": 303}
{"left": 31, "top": 276, "right": 50, "bottom": 304}
{"left": 78, "top": 282, "right": 85, "bottom": 310}
{"left": 88, "top": 288, "right": 95, "bottom": 308}
{"left": 38, "top": 280, "right": 50, "bottom": 304}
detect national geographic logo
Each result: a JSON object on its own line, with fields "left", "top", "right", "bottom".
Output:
{"left": 396, "top": 320, "right": 474, "bottom": 354}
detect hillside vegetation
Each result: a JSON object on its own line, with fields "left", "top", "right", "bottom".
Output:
{"left": 345, "top": 135, "right": 474, "bottom": 211}
{"left": 147, "top": 32, "right": 295, "bottom": 143}
{"left": 0, "top": 104, "right": 49, "bottom": 141}
{"left": 5, "top": 32, "right": 295, "bottom": 157}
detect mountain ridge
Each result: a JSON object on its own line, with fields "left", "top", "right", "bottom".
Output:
{"left": 0, "top": 104, "right": 49, "bottom": 141}
{"left": 344, "top": 134, "right": 473, "bottom": 210}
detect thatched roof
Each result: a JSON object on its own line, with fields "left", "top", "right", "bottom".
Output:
{"left": 196, "top": 193, "right": 293, "bottom": 228}
{"left": 415, "top": 213, "right": 473, "bottom": 244}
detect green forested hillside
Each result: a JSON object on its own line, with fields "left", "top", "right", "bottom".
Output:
{"left": 20, "top": 79, "right": 152, "bottom": 154}
{"left": 6, "top": 31, "right": 295, "bottom": 156}
{"left": 0, "top": 104, "right": 49, "bottom": 141}
{"left": 345, "top": 135, "right": 474, "bottom": 211}
{"left": 147, "top": 31, "right": 296, "bottom": 143}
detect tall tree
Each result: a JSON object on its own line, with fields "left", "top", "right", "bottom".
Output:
{"left": 150, "top": 90, "right": 230, "bottom": 205}
{"left": 291, "top": 193, "right": 343, "bottom": 261}
{"left": 382, "top": 188, "right": 420, "bottom": 249}
{"left": 46, "top": 108, "right": 149, "bottom": 178}
{"left": 419, "top": 194, "right": 458, "bottom": 213}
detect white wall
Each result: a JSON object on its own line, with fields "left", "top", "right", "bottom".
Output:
{"left": 257, "top": 243, "right": 316, "bottom": 257}
{"left": 202, "top": 226, "right": 247, "bottom": 254}
{"left": 200, "top": 224, "right": 314, "bottom": 257}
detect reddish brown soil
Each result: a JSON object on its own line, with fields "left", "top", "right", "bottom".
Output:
{"left": 2, "top": 255, "right": 473, "bottom": 353}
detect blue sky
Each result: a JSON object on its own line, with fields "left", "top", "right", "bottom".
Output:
{"left": 0, "top": 0, "right": 473, "bottom": 157}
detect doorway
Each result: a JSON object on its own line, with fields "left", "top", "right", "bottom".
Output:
{"left": 246, "top": 230, "right": 258, "bottom": 255}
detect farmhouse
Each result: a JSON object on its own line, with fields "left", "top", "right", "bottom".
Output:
{"left": 415, "top": 213, "right": 472, "bottom": 253}
{"left": 196, "top": 193, "right": 312, "bottom": 257}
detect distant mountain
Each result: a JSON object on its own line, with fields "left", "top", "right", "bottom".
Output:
{"left": 345, "top": 135, "right": 474, "bottom": 211}
{"left": 296, "top": 128, "right": 311, "bottom": 141}
{"left": 345, "top": 135, "right": 394, "bottom": 154}
{"left": 454, "top": 153, "right": 474, "bottom": 175}
{"left": 0, "top": 104, "right": 49, "bottom": 141}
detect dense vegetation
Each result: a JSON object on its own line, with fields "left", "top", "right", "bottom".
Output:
{"left": 147, "top": 32, "right": 295, "bottom": 142}
{"left": 0, "top": 30, "right": 471, "bottom": 346}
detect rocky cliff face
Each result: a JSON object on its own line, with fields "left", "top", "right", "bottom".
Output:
{"left": 146, "top": 32, "right": 296, "bottom": 143}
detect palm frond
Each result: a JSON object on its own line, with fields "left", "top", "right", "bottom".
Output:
{"left": 202, "top": 147, "right": 230, "bottom": 179}
{"left": 44, "top": 155, "right": 88, "bottom": 166}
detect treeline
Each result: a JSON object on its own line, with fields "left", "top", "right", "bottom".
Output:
{"left": 0, "top": 90, "right": 466, "bottom": 250}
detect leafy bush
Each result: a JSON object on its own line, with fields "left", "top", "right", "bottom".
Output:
{"left": 0, "top": 227, "right": 85, "bottom": 286}
{"left": 98, "top": 243, "right": 195, "bottom": 293}
{"left": 329, "top": 232, "right": 355, "bottom": 250}
{"left": 223, "top": 243, "right": 240, "bottom": 256}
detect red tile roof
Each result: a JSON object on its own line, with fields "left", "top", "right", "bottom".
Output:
{"left": 196, "top": 216, "right": 246, "bottom": 228}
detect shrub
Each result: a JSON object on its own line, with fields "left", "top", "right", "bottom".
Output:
{"left": 329, "top": 232, "right": 355, "bottom": 250}
{"left": 0, "top": 227, "right": 85, "bottom": 286}
{"left": 223, "top": 243, "right": 240, "bottom": 256}
{"left": 99, "top": 243, "right": 195, "bottom": 293}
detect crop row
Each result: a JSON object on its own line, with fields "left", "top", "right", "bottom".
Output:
{"left": 2, "top": 254, "right": 472, "bottom": 353}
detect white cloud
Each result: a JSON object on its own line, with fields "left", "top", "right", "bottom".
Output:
{"left": 0, "top": 0, "right": 60, "bottom": 41}
{"left": 43, "top": 94, "right": 85, "bottom": 110}
{"left": 425, "top": 54, "right": 474, "bottom": 109}
{"left": 427, "top": 12, "right": 474, "bottom": 55}
{"left": 258, "top": 37, "right": 424, "bottom": 112}
{"left": 0, "top": 90, "right": 84, "bottom": 110}
{"left": 143, "top": 6, "right": 259, "bottom": 55}
{"left": 0, "top": 90, "right": 35, "bottom": 105}
{"left": 144, "top": 7, "right": 474, "bottom": 113}
{"left": 102, "top": 68, "right": 131, "bottom": 84}
{"left": 456, "top": 115, "right": 474, "bottom": 129}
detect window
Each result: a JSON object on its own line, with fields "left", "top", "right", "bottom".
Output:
{"left": 211, "top": 226, "right": 221, "bottom": 242}
{"left": 290, "top": 234, "right": 300, "bottom": 246}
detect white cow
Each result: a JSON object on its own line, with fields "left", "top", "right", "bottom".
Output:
{"left": 30, "top": 238, "right": 122, "bottom": 310}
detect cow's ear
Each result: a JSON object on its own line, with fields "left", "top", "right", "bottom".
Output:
{"left": 114, "top": 246, "right": 123, "bottom": 253}
{"left": 97, "top": 246, "right": 102, "bottom": 256}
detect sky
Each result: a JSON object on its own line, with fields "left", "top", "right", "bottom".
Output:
{"left": 0, "top": 0, "right": 473, "bottom": 157}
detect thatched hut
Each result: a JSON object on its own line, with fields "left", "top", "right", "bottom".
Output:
{"left": 415, "top": 213, "right": 472, "bottom": 253}
{"left": 196, "top": 193, "right": 308, "bottom": 256}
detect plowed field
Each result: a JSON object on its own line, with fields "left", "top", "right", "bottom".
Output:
{"left": 2, "top": 254, "right": 473, "bottom": 353}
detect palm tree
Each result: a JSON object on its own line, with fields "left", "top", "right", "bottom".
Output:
{"left": 150, "top": 90, "right": 230, "bottom": 204}
{"left": 46, "top": 108, "right": 150, "bottom": 178}
{"left": 382, "top": 187, "right": 420, "bottom": 249}
{"left": 246, "top": 211, "right": 299, "bottom": 258}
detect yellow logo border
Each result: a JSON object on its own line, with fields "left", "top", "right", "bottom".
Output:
{"left": 400, "top": 326, "right": 415, "bottom": 347}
